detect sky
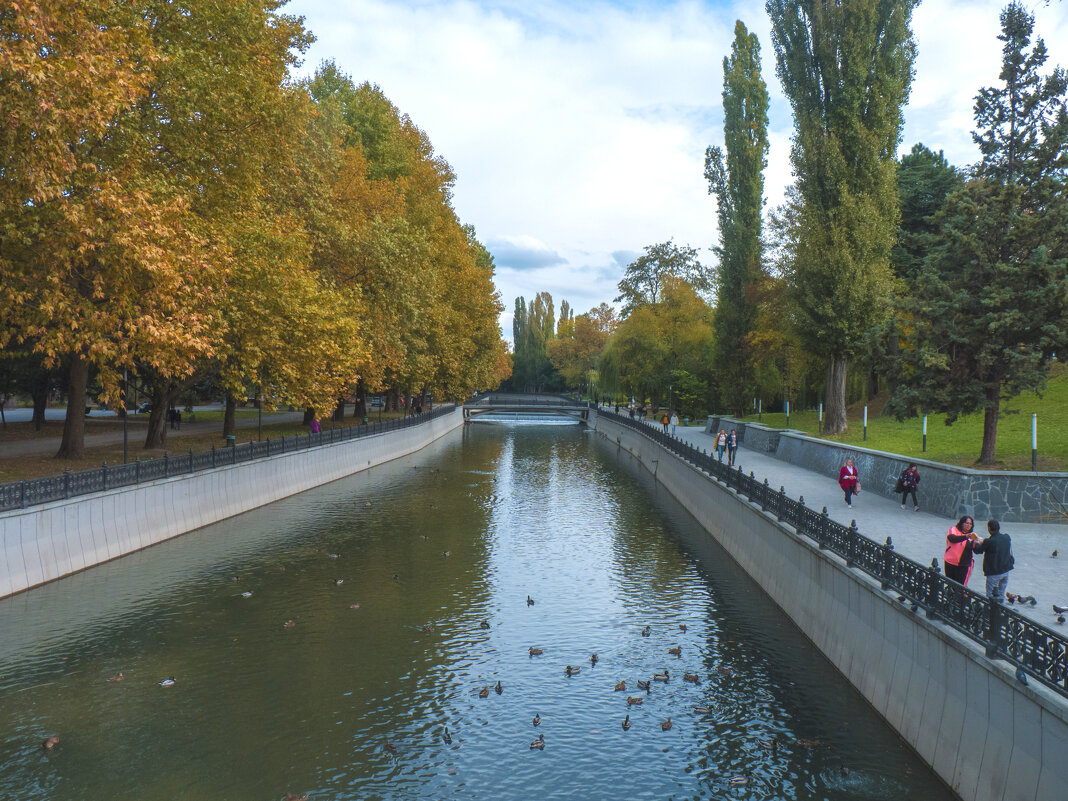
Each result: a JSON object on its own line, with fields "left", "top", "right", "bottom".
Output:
{"left": 284, "top": 0, "right": 1068, "bottom": 340}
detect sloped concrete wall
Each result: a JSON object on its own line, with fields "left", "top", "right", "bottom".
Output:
{"left": 0, "top": 409, "right": 463, "bottom": 599}
{"left": 599, "top": 411, "right": 1067, "bottom": 801}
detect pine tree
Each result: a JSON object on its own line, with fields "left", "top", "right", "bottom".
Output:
{"left": 705, "top": 21, "right": 769, "bottom": 416}
{"left": 889, "top": 2, "right": 1068, "bottom": 465}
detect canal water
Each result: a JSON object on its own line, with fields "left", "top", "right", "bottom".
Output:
{"left": 0, "top": 422, "right": 956, "bottom": 800}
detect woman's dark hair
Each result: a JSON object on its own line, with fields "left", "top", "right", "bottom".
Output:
{"left": 956, "top": 516, "right": 974, "bottom": 531}
{"left": 908, "top": 463, "right": 917, "bottom": 470}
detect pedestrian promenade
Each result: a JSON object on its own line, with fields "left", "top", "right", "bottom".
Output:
{"left": 612, "top": 410, "right": 1068, "bottom": 628}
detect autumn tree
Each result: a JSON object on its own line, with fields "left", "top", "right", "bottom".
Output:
{"left": 888, "top": 2, "right": 1068, "bottom": 465}
{"left": 614, "top": 242, "right": 709, "bottom": 318}
{"left": 547, "top": 312, "right": 608, "bottom": 393}
{"left": 767, "top": 0, "right": 918, "bottom": 433}
{"left": 706, "top": 20, "right": 769, "bottom": 416}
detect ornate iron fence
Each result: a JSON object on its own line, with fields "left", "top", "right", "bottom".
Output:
{"left": 601, "top": 407, "right": 1068, "bottom": 700}
{"left": 0, "top": 405, "right": 455, "bottom": 514}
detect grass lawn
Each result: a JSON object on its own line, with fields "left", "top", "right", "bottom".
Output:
{"left": 728, "top": 364, "right": 1068, "bottom": 472}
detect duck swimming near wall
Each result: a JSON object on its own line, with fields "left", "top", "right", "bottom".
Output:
{"left": 105, "top": 672, "right": 124, "bottom": 683}
{"left": 159, "top": 677, "right": 176, "bottom": 687}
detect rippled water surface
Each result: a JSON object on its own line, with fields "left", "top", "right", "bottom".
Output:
{"left": 0, "top": 423, "right": 956, "bottom": 800}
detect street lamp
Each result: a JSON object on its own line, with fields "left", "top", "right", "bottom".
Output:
{"left": 122, "top": 368, "right": 128, "bottom": 464}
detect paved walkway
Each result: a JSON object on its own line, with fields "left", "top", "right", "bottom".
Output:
{"left": 607, "top": 410, "right": 1068, "bottom": 628}
{"left": 0, "top": 412, "right": 306, "bottom": 459}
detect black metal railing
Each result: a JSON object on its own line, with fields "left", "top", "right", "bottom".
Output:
{"left": 0, "top": 405, "right": 456, "bottom": 514}
{"left": 599, "top": 407, "right": 1068, "bottom": 700}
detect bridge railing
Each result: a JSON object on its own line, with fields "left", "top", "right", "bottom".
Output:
{"left": 467, "top": 392, "right": 581, "bottom": 407}
{"left": 0, "top": 404, "right": 456, "bottom": 514}
{"left": 599, "top": 406, "right": 1068, "bottom": 700}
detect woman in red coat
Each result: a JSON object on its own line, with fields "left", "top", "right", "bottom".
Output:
{"left": 838, "top": 458, "right": 859, "bottom": 508}
{"left": 944, "top": 516, "right": 978, "bottom": 585}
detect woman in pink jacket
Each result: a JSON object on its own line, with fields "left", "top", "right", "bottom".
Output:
{"left": 943, "top": 516, "right": 978, "bottom": 585}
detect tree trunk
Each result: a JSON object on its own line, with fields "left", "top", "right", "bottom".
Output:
{"left": 354, "top": 378, "right": 368, "bottom": 419}
{"left": 979, "top": 387, "right": 1000, "bottom": 466}
{"left": 332, "top": 396, "right": 345, "bottom": 421}
{"left": 143, "top": 383, "right": 171, "bottom": 449}
{"left": 31, "top": 383, "right": 48, "bottom": 431}
{"left": 302, "top": 406, "right": 314, "bottom": 426}
{"left": 224, "top": 394, "right": 238, "bottom": 437}
{"left": 56, "top": 353, "right": 88, "bottom": 459}
{"left": 824, "top": 355, "right": 848, "bottom": 435}
{"left": 866, "top": 364, "right": 879, "bottom": 403}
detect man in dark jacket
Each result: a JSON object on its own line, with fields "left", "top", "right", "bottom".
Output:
{"left": 972, "top": 520, "right": 1014, "bottom": 602}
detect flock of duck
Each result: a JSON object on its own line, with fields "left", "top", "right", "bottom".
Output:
{"left": 454, "top": 593, "right": 826, "bottom": 789}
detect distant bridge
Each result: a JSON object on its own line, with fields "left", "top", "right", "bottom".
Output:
{"left": 463, "top": 392, "right": 591, "bottom": 421}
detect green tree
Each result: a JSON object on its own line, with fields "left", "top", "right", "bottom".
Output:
{"left": 614, "top": 241, "right": 709, "bottom": 318}
{"left": 510, "top": 292, "right": 558, "bottom": 392}
{"left": 891, "top": 144, "right": 964, "bottom": 282}
{"left": 888, "top": 2, "right": 1068, "bottom": 465}
{"left": 767, "top": 0, "right": 918, "bottom": 433}
{"left": 705, "top": 20, "right": 769, "bottom": 416}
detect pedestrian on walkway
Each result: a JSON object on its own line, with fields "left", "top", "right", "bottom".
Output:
{"left": 661, "top": 413, "right": 669, "bottom": 432}
{"left": 838, "top": 458, "right": 859, "bottom": 507}
{"left": 973, "top": 520, "right": 1014, "bottom": 602}
{"left": 670, "top": 412, "right": 679, "bottom": 436}
{"left": 943, "top": 516, "right": 978, "bottom": 586}
{"left": 310, "top": 417, "right": 321, "bottom": 434}
{"left": 175, "top": 409, "right": 182, "bottom": 430}
{"left": 715, "top": 429, "right": 727, "bottom": 462}
{"left": 897, "top": 464, "right": 920, "bottom": 510}
{"left": 727, "top": 429, "right": 738, "bottom": 466}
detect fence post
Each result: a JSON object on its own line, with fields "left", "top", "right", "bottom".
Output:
{"left": 846, "top": 520, "right": 858, "bottom": 567}
{"left": 777, "top": 486, "right": 787, "bottom": 521}
{"left": 925, "top": 559, "right": 941, "bottom": 620}
{"left": 189, "top": 449, "right": 193, "bottom": 473}
{"left": 136, "top": 458, "right": 140, "bottom": 483}
{"left": 64, "top": 467, "right": 71, "bottom": 499}
{"left": 267, "top": 438, "right": 271, "bottom": 457}
{"left": 164, "top": 452, "right": 169, "bottom": 478}
{"left": 212, "top": 444, "right": 216, "bottom": 468}
{"left": 818, "top": 507, "right": 829, "bottom": 549}
{"left": 986, "top": 598, "right": 1003, "bottom": 658}
{"left": 102, "top": 461, "right": 108, "bottom": 491}
{"left": 762, "top": 478, "right": 770, "bottom": 511}
{"left": 19, "top": 480, "right": 26, "bottom": 509}
{"left": 281, "top": 434, "right": 285, "bottom": 453}
{"left": 880, "top": 537, "right": 894, "bottom": 589}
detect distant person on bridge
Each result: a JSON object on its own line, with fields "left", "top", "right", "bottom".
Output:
{"left": 727, "top": 429, "right": 738, "bottom": 466}
{"left": 670, "top": 412, "right": 679, "bottom": 435}
{"left": 715, "top": 429, "right": 727, "bottom": 462}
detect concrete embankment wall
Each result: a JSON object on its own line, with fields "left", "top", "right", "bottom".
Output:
{"left": 0, "top": 409, "right": 464, "bottom": 599}
{"left": 598, "top": 412, "right": 1067, "bottom": 801}
{"left": 705, "top": 415, "right": 1068, "bottom": 523}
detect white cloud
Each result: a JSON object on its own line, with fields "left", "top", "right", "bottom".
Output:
{"left": 286, "top": 0, "right": 1068, "bottom": 338}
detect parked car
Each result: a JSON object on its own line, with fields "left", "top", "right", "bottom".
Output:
{"left": 135, "top": 402, "right": 152, "bottom": 414}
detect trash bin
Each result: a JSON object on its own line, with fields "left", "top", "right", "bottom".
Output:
{"left": 225, "top": 435, "right": 236, "bottom": 445}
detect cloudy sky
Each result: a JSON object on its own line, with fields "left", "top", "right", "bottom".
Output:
{"left": 285, "top": 0, "right": 1068, "bottom": 340}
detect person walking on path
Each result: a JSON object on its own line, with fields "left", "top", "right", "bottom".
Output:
{"left": 973, "top": 520, "right": 1014, "bottom": 602}
{"left": 670, "top": 412, "right": 679, "bottom": 436}
{"left": 310, "top": 417, "right": 321, "bottom": 434}
{"left": 943, "top": 516, "right": 978, "bottom": 586}
{"left": 715, "top": 429, "right": 728, "bottom": 462}
{"left": 838, "top": 458, "right": 859, "bottom": 508}
{"left": 897, "top": 464, "right": 920, "bottom": 511}
{"left": 727, "top": 429, "right": 738, "bottom": 467}
{"left": 661, "top": 413, "right": 669, "bottom": 432}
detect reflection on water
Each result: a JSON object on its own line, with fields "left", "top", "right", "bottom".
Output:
{"left": 0, "top": 424, "right": 955, "bottom": 800}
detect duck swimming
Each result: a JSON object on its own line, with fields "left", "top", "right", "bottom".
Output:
{"left": 614, "top": 680, "right": 626, "bottom": 692}
{"left": 622, "top": 714, "right": 631, "bottom": 730}
{"left": 284, "top": 620, "right": 296, "bottom": 628}
{"left": 530, "top": 735, "right": 545, "bottom": 750}
{"left": 334, "top": 579, "right": 344, "bottom": 586}
{"left": 442, "top": 727, "right": 452, "bottom": 744}
{"left": 41, "top": 736, "right": 59, "bottom": 751}
{"left": 529, "top": 646, "right": 543, "bottom": 656}
{"left": 565, "top": 665, "right": 581, "bottom": 676}
{"left": 383, "top": 738, "right": 397, "bottom": 755}
{"left": 283, "top": 793, "right": 309, "bottom": 801}
{"left": 527, "top": 595, "right": 535, "bottom": 606}
{"left": 478, "top": 686, "right": 490, "bottom": 698}
{"left": 678, "top": 624, "right": 687, "bottom": 632}
{"left": 533, "top": 713, "right": 541, "bottom": 726}
{"left": 661, "top": 717, "right": 672, "bottom": 731}
{"left": 758, "top": 738, "right": 778, "bottom": 752}
{"left": 626, "top": 696, "right": 643, "bottom": 706}
{"left": 240, "top": 591, "right": 253, "bottom": 598}
{"left": 693, "top": 706, "right": 712, "bottom": 715}
{"left": 636, "top": 679, "right": 651, "bottom": 691}
{"left": 158, "top": 677, "right": 176, "bottom": 687}
{"left": 105, "top": 672, "right": 124, "bottom": 683}
{"left": 590, "top": 653, "right": 598, "bottom": 666}
{"left": 728, "top": 774, "right": 750, "bottom": 786}
{"left": 495, "top": 680, "right": 503, "bottom": 695}
{"left": 480, "top": 620, "right": 491, "bottom": 629}
{"left": 653, "top": 670, "right": 670, "bottom": 682}
{"left": 683, "top": 673, "right": 700, "bottom": 684}
{"left": 641, "top": 626, "right": 651, "bottom": 637}
{"left": 667, "top": 646, "right": 682, "bottom": 657}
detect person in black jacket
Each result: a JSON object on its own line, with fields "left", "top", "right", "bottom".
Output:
{"left": 972, "top": 520, "right": 1014, "bottom": 602}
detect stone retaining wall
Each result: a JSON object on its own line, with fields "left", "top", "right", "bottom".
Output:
{"left": 706, "top": 415, "right": 1068, "bottom": 523}
{"left": 604, "top": 411, "right": 1067, "bottom": 801}
{"left": 0, "top": 408, "right": 464, "bottom": 599}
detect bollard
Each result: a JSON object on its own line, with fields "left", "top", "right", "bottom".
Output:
{"left": 922, "top": 415, "right": 927, "bottom": 453}
{"left": 880, "top": 536, "right": 895, "bottom": 589}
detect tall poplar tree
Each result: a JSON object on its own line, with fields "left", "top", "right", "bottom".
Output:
{"left": 888, "top": 2, "right": 1068, "bottom": 465}
{"left": 767, "top": 0, "right": 918, "bottom": 433}
{"left": 705, "top": 20, "right": 769, "bottom": 415}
